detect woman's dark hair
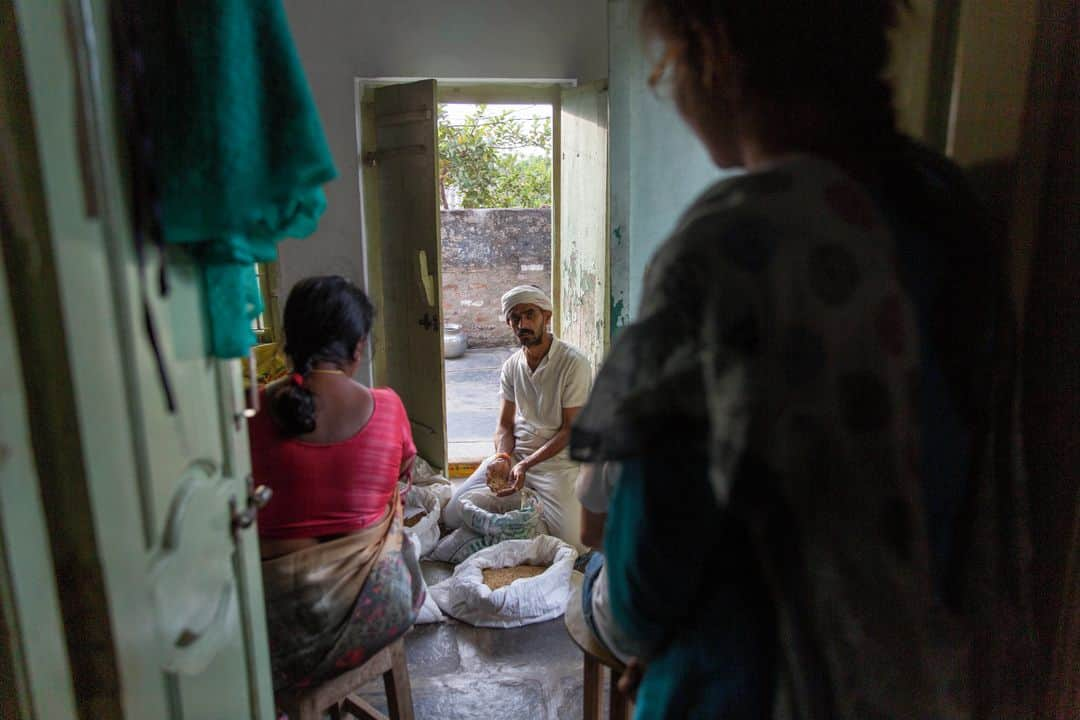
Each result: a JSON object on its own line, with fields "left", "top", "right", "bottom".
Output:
{"left": 268, "top": 275, "right": 375, "bottom": 436}
{"left": 641, "top": 0, "right": 908, "bottom": 154}
{"left": 642, "top": 1, "right": 1008, "bottom": 474}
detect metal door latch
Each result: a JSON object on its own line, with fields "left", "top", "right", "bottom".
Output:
{"left": 231, "top": 475, "right": 272, "bottom": 538}
{"left": 418, "top": 312, "right": 438, "bottom": 331}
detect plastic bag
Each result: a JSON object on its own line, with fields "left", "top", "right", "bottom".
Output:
{"left": 428, "top": 535, "right": 578, "bottom": 628}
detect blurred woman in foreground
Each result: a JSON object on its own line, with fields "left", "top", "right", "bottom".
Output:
{"left": 571, "top": 1, "right": 1031, "bottom": 718}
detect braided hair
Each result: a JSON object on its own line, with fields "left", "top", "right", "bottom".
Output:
{"left": 268, "top": 276, "right": 374, "bottom": 436}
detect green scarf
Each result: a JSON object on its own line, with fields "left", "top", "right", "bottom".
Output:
{"left": 144, "top": 0, "right": 336, "bottom": 357}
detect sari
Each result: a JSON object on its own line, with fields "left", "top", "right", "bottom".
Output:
{"left": 261, "top": 489, "right": 423, "bottom": 692}
{"left": 571, "top": 146, "right": 1034, "bottom": 718}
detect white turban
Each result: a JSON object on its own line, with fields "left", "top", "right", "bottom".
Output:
{"left": 501, "top": 285, "right": 553, "bottom": 320}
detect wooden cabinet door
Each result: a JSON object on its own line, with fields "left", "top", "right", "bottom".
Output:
{"left": 3, "top": 0, "right": 274, "bottom": 717}
{"left": 372, "top": 80, "right": 448, "bottom": 469}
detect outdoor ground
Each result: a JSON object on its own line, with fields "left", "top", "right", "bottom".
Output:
{"left": 446, "top": 347, "right": 514, "bottom": 463}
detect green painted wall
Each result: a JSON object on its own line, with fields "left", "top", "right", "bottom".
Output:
{"left": 607, "top": 0, "right": 732, "bottom": 333}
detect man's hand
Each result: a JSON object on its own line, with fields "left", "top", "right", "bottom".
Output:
{"left": 497, "top": 460, "right": 530, "bottom": 497}
{"left": 486, "top": 454, "right": 513, "bottom": 493}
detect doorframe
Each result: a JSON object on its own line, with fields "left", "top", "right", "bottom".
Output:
{"left": 354, "top": 78, "right": 574, "bottom": 388}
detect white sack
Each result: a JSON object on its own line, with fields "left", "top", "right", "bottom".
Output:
{"left": 413, "top": 456, "right": 452, "bottom": 510}
{"left": 429, "top": 527, "right": 497, "bottom": 564}
{"left": 399, "top": 482, "right": 441, "bottom": 558}
{"left": 458, "top": 487, "right": 548, "bottom": 539}
{"left": 403, "top": 533, "right": 444, "bottom": 624}
{"left": 429, "top": 487, "right": 547, "bottom": 564}
{"left": 428, "top": 535, "right": 578, "bottom": 628}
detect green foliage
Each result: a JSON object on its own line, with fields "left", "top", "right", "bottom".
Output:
{"left": 437, "top": 105, "right": 552, "bottom": 209}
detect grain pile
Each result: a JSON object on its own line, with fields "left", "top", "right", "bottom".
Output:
{"left": 485, "top": 455, "right": 513, "bottom": 494}
{"left": 481, "top": 564, "right": 548, "bottom": 590}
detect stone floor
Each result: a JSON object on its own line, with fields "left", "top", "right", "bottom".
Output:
{"left": 356, "top": 561, "right": 603, "bottom": 720}
{"left": 445, "top": 347, "right": 514, "bottom": 463}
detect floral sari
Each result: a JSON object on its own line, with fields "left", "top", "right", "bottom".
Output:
{"left": 261, "top": 490, "right": 423, "bottom": 692}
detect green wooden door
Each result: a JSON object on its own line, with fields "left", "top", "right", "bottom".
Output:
{"left": 372, "top": 80, "right": 448, "bottom": 470}
{"left": 3, "top": 1, "right": 273, "bottom": 717}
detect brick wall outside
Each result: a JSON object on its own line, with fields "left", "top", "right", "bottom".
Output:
{"left": 441, "top": 209, "right": 552, "bottom": 348}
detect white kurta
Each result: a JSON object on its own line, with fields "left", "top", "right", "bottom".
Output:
{"left": 445, "top": 337, "right": 592, "bottom": 548}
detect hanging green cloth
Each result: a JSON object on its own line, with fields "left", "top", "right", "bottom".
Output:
{"left": 142, "top": 0, "right": 336, "bottom": 357}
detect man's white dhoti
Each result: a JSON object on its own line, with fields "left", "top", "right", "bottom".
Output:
{"left": 444, "top": 453, "right": 582, "bottom": 550}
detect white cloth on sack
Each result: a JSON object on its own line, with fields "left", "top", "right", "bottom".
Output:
{"left": 398, "top": 482, "right": 441, "bottom": 557}
{"left": 500, "top": 284, "right": 553, "bottom": 319}
{"left": 444, "top": 337, "right": 592, "bottom": 549}
{"left": 402, "top": 532, "right": 444, "bottom": 624}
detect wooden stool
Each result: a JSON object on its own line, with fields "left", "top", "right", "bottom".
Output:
{"left": 276, "top": 637, "right": 414, "bottom": 720}
{"left": 565, "top": 572, "right": 634, "bottom": 720}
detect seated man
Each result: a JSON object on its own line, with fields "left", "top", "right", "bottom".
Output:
{"left": 444, "top": 285, "right": 591, "bottom": 548}
{"left": 577, "top": 462, "right": 641, "bottom": 665}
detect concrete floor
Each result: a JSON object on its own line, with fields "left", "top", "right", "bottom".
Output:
{"left": 445, "top": 347, "right": 515, "bottom": 462}
{"left": 357, "top": 561, "right": 601, "bottom": 720}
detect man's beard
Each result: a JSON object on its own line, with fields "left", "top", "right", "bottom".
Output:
{"left": 517, "top": 331, "right": 543, "bottom": 347}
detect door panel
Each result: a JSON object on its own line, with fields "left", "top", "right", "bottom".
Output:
{"left": 9, "top": 0, "right": 273, "bottom": 717}
{"left": 373, "top": 80, "right": 447, "bottom": 469}
{"left": 0, "top": 215, "right": 80, "bottom": 720}
{"left": 559, "top": 82, "right": 610, "bottom": 375}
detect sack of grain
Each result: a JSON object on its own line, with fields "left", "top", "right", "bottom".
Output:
{"left": 398, "top": 482, "right": 441, "bottom": 558}
{"left": 428, "top": 526, "right": 499, "bottom": 564}
{"left": 458, "top": 487, "right": 547, "bottom": 539}
{"left": 429, "top": 487, "right": 547, "bottom": 564}
{"left": 427, "top": 535, "right": 578, "bottom": 628}
{"left": 412, "top": 455, "right": 453, "bottom": 510}
{"left": 402, "top": 532, "right": 444, "bottom": 624}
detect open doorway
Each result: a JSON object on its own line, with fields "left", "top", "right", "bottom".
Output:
{"left": 437, "top": 102, "right": 555, "bottom": 464}
{"left": 358, "top": 79, "right": 607, "bottom": 475}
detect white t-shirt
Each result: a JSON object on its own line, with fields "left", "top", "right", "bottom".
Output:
{"left": 500, "top": 337, "right": 592, "bottom": 459}
{"left": 575, "top": 462, "right": 639, "bottom": 664}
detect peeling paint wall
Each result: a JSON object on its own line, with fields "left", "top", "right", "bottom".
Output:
{"left": 440, "top": 209, "right": 551, "bottom": 347}
{"left": 559, "top": 83, "right": 609, "bottom": 374}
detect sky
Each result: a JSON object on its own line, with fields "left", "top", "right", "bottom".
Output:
{"left": 440, "top": 103, "right": 552, "bottom": 126}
